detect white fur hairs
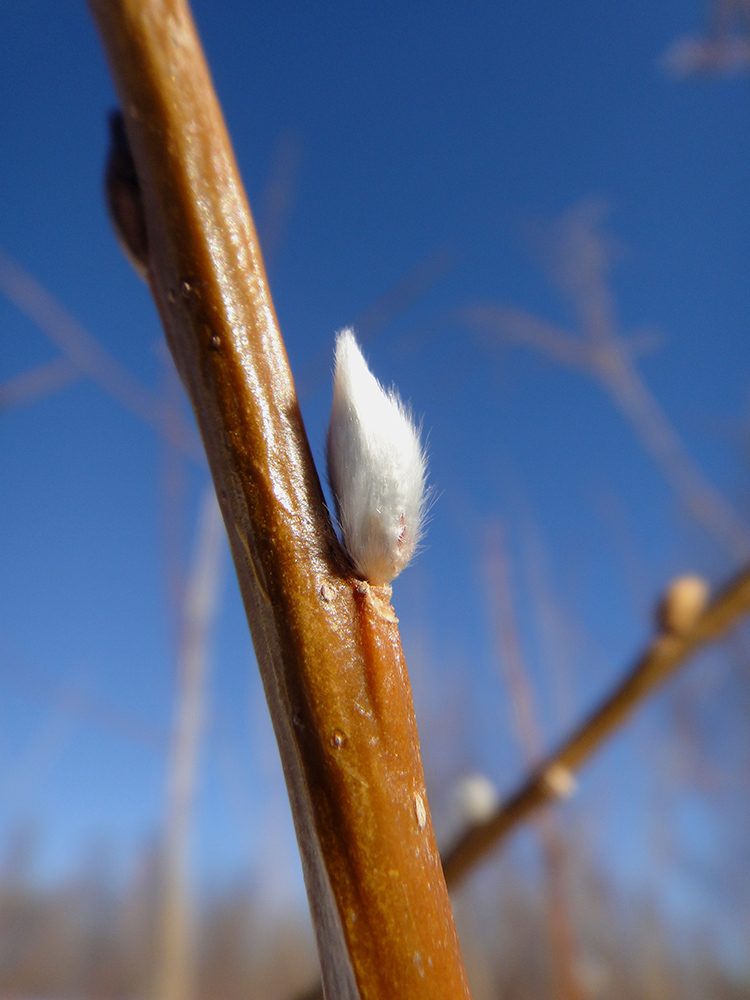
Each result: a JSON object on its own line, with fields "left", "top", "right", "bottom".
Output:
{"left": 326, "top": 329, "right": 428, "bottom": 586}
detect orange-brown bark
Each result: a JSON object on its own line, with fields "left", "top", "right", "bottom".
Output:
{"left": 87, "top": 3, "right": 471, "bottom": 998}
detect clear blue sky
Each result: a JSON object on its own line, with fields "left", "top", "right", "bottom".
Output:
{"left": 1, "top": 0, "right": 749, "bottom": 956}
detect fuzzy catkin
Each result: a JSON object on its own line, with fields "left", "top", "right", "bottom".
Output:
{"left": 327, "top": 329, "right": 428, "bottom": 585}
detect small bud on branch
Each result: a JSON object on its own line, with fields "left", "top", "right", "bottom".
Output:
{"left": 656, "top": 574, "right": 709, "bottom": 636}
{"left": 327, "top": 329, "right": 428, "bottom": 586}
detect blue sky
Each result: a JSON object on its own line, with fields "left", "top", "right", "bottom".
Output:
{"left": 1, "top": 0, "right": 749, "bottom": 956}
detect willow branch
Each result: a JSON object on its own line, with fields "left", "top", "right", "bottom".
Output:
{"left": 442, "top": 566, "right": 750, "bottom": 886}
{"left": 87, "top": 3, "right": 471, "bottom": 998}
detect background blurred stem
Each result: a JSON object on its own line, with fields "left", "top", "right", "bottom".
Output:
{"left": 442, "top": 563, "right": 750, "bottom": 886}
{"left": 155, "top": 487, "right": 224, "bottom": 1000}
{"left": 484, "top": 523, "right": 585, "bottom": 1000}
{"left": 87, "top": 2, "right": 471, "bottom": 997}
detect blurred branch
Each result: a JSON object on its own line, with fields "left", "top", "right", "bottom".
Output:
{"left": 155, "top": 488, "right": 224, "bottom": 1000}
{"left": 295, "top": 246, "right": 453, "bottom": 402}
{"left": 0, "top": 669, "right": 165, "bottom": 753}
{"left": 351, "top": 247, "right": 453, "bottom": 346}
{"left": 0, "top": 248, "right": 201, "bottom": 459}
{"left": 156, "top": 343, "right": 191, "bottom": 644}
{"left": 466, "top": 304, "right": 591, "bottom": 370}
{"left": 660, "top": 1, "right": 750, "bottom": 78}
{"left": 463, "top": 201, "right": 750, "bottom": 560}
{"left": 484, "top": 523, "right": 585, "bottom": 1000}
{"left": 88, "top": 3, "right": 470, "bottom": 998}
{"left": 0, "top": 357, "right": 79, "bottom": 411}
{"left": 442, "top": 564, "right": 750, "bottom": 886}
{"left": 255, "top": 132, "right": 302, "bottom": 274}
{"left": 1, "top": 702, "right": 76, "bottom": 800}
{"left": 709, "top": 0, "right": 750, "bottom": 35}
{"left": 659, "top": 34, "right": 750, "bottom": 77}
{"left": 484, "top": 523, "right": 543, "bottom": 761}
{"left": 0, "top": 632, "right": 165, "bottom": 751}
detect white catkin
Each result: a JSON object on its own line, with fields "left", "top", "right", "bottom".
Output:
{"left": 326, "top": 328, "right": 428, "bottom": 586}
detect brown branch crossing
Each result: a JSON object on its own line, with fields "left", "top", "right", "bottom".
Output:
{"left": 442, "top": 567, "right": 750, "bottom": 886}
{"left": 87, "top": 2, "right": 471, "bottom": 998}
